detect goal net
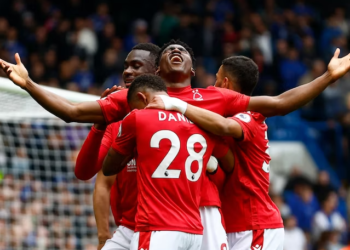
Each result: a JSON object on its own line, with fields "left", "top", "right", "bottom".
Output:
{"left": 0, "top": 78, "right": 113, "bottom": 250}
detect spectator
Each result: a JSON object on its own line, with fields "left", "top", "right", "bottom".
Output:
{"left": 89, "top": 3, "right": 111, "bottom": 33}
{"left": 285, "top": 179, "right": 319, "bottom": 231}
{"left": 312, "top": 192, "right": 346, "bottom": 241}
{"left": 124, "top": 19, "right": 152, "bottom": 52}
{"left": 4, "top": 27, "right": 27, "bottom": 63}
{"left": 284, "top": 215, "right": 307, "bottom": 250}
{"left": 313, "top": 171, "right": 335, "bottom": 203}
{"left": 280, "top": 47, "right": 307, "bottom": 90}
{"left": 75, "top": 18, "right": 98, "bottom": 58}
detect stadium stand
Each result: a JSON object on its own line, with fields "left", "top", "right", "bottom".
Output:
{"left": 0, "top": 0, "right": 349, "bottom": 249}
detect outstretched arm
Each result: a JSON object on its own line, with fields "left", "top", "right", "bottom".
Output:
{"left": 0, "top": 53, "right": 115, "bottom": 123}
{"left": 248, "top": 49, "right": 350, "bottom": 117}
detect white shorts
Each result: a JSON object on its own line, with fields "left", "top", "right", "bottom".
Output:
{"left": 130, "top": 231, "right": 202, "bottom": 250}
{"left": 102, "top": 226, "right": 134, "bottom": 250}
{"left": 227, "top": 228, "right": 284, "bottom": 250}
{"left": 200, "top": 206, "right": 228, "bottom": 250}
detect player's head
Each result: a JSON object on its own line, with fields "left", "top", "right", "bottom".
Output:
{"left": 123, "top": 43, "right": 161, "bottom": 88}
{"left": 215, "top": 56, "right": 259, "bottom": 96}
{"left": 155, "top": 39, "right": 196, "bottom": 83}
{"left": 127, "top": 74, "right": 168, "bottom": 110}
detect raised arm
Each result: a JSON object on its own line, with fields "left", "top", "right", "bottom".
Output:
{"left": 0, "top": 54, "right": 106, "bottom": 123}
{"left": 248, "top": 49, "right": 350, "bottom": 117}
{"left": 93, "top": 170, "right": 115, "bottom": 249}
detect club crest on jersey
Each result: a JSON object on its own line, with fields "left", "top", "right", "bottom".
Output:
{"left": 235, "top": 113, "right": 251, "bottom": 123}
{"left": 252, "top": 245, "right": 262, "bottom": 250}
{"left": 192, "top": 89, "right": 203, "bottom": 100}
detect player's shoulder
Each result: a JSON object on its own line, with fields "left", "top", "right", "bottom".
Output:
{"left": 101, "top": 89, "right": 128, "bottom": 100}
{"left": 231, "top": 112, "right": 265, "bottom": 124}
{"left": 108, "top": 121, "right": 122, "bottom": 130}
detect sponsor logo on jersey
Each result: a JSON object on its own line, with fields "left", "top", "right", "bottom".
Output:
{"left": 127, "top": 159, "right": 137, "bottom": 172}
{"left": 252, "top": 245, "right": 262, "bottom": 250}
{"left": 192, "top": 89, "right": 203, "bottom": 100}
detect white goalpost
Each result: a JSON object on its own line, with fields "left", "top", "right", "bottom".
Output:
{"left": 0, "top": 77, "right": 110, "bottom": 249}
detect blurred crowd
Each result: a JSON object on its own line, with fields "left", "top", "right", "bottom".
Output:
{"left": 271, "top": 168, "right": 349, "bottom": 250}
{"left": 0, "top": 0, "right": 349, "bottom": 165}
{"left": 0, "top": 121, "right": 109, "bottom": 250}
{"left": 0, "top": 0, "right": 350, "bottom": 249}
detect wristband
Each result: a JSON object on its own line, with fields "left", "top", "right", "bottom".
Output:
{"left": 158, "top": 95, "right": 188, "bottom": 114}
{"left": 206, "top": 156, "right": 218, "bottom": 173}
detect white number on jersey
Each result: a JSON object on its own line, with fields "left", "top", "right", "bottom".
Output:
{"left": 150, "top": 130, "right": 207, "bottom": 182}
{"left": 151, "top": 130, "right": 181, "bottom": 178}
{"left": 262, "top": 130, "right": 270, "bottom": 173}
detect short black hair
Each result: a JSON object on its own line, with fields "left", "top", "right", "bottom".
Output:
{"left": 156, "top": 39, "right": 196, "bottom": 68}
{"left": 132, "top": 43, "right": 161, "bottom": 68}
{"left": 127, "top": 74, "right": 168, "bottom": 103}
{"left": 222, "top": 56, "right": 259, "bottom": 96}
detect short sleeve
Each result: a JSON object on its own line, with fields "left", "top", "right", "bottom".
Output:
{"left": 215, "top": 88, "right": 250, "bottom": 117}
{"left": 111, "top": 111, "right": 137, "bottom": 156}
{"left": 96, "top": 89, "right": 130, "bottom": 124}
{"left": 229, "top": 113, "right": 257, "bottom": 142}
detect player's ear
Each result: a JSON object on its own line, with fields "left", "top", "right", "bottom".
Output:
{"left": 155, "top": 67, "right": 160, "bottom": 76}
{"left": 191, "top": 68, "right": 195, "bottom": 77}
{"left": 136, "top": 92, "right": 147, "bottom": 104}
{"left": 222, "top": 77, "right": 229, "bottom": 89}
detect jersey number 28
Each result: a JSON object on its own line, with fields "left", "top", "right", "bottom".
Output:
{"left": 150, "top": 130, "right": 207, "bottom": 182}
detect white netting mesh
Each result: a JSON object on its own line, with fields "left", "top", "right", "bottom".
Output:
{"left": 0, "top": 79, "right": 113, "bottom": 250}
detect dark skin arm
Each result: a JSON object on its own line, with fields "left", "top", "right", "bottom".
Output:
{"left": 216, "top": 148, "right": 235, "bottom": 173}
{"left": 147, "top": 96, "right": 243, "bottom": 138}
{"left": 102, "top": 147, "right": 133, "bottom": 176}
{"left": 93, "top": 170, "right": 115, "bottom": 250}
{"left": 0, "top": 53, "right": 106, "bottom": 123}
{"left": 248, "top": 49, "right": 350, "bottom": 117}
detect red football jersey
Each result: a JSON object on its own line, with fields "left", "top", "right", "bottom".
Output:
{"left": 97, "top": 86, "right": 250, "bottom": 208}
{"left": 110, "top": 180, "right": 121, "bottom": 226}
{"left": 221, "top": 112, "right": 283, "bottom": 232}
{"left": 97, "top": 86, "right": 250, "bottom": 124}
{"left": 102, "top": 122, "right": 137, "bottom": 231}
{"left": 112, "top": 109, "right": 228, "bottom": 234}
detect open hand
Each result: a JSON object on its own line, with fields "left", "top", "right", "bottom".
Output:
{"left": 0, "top": 53, "right": 29, "bottom": 89}
{"left": 327, "top": 48, "right": 350, "bottom": 82}
{"left": 100, "top": 85, "right": 125, "bottom": 99}
{"left": 146, "top": 95, "right": 166, "bottom": 110}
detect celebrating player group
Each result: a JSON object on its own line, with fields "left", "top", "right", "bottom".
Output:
{"left": 1, "top": 39, "right": 350, "bottom": 250}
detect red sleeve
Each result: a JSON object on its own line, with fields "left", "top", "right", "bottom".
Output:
{"left": 229, "top": 113, "right": 257, "bottom": 142}
{"left": 110, "top": 180, "right": 121, "bottom": 226}
{"left": 96, "top": 89, "right": 130, "bottom": 124}
{"left": 208, "top": 166, "right": 226, "bottom": 193}
{"left": 101, "top": 124, "right": 114, "bottom": 148}
{"left": 75, "top": 126, "right": 105, "bottom": 180}
{"left": 215, "top": 87, "right": 250, "bottom": 117}
{"left": 111, "top": 111, "right": 137, "bottom": 156}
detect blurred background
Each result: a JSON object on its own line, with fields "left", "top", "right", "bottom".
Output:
{"left": 0, "top": 0, "right": 350, "bottom": 249}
